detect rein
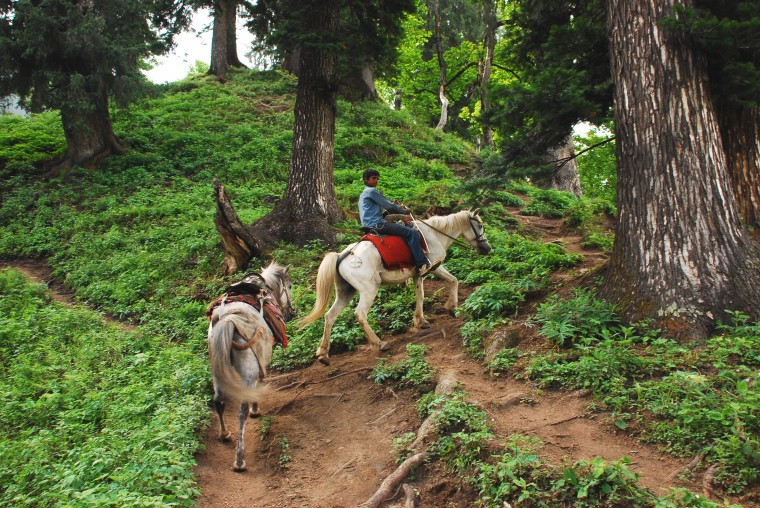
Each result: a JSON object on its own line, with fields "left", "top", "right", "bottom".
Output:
{"left": 413, "top": 214, "right": 487, "bottom": 251}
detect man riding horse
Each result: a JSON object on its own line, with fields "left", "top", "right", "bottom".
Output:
{"left": 359, "top": 169, "right": 439, "bottom": 276}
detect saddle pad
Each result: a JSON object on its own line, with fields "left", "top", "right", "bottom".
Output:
{"left": 361, "top": 234, "right": 416, "bottom": 270}
{"left": 206, "top": 294, "right": 288, "bottom": 348}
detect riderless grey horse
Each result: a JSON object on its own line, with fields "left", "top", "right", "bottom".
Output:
{"left": 206, "top": 262, "right": 294, "bottom": 471}
{"left": 298, "top": 210, "right": 491, "bottom": 365}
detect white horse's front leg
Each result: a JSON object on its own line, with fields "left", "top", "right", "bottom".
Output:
{"left": 433, "top": 265, "right": 459, "bottom": 315}
{"left": 412, "top": 275, "right": 430, "bottom": 329}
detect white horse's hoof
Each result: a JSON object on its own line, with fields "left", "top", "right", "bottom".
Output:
{"left": 318, "top": 354, "right": 330, "bottom": 366}
{"left": 219, "top": 432, "right": 232, "bottom": 442}
{"left": 248, "top": 409, "right": 261, "bottom": 419}
{"left": 233, "top": 462, "right": 247, "bottom": 472}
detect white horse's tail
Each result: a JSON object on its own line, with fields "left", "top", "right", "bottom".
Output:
{"left": 296, "top": 251, "right": 340, "bottom": 328}
{"left": 208, "top": 318, "right": 268, "bottom": 402}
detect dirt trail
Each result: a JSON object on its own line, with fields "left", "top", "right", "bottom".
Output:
{"left": 3, "top": 212, "right": 707, "bottom": 508}
{"left": 193, "top": 212, "right": 705, "bottom": 508}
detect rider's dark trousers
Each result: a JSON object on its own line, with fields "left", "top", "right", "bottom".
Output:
{"left": 375, "top": 220, "right": 426, "bottom": 266}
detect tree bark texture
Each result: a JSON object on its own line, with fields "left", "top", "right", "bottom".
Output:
{"left": 479, "top": 0, "right": 496, "bottom": 148}
{"left": 718, "top": 103, "right": 760, "bottom": 231}
{"left": 603, "top": 0, "right": 760, "bottom": 339}
{"left": 209, "top": 0, "right": 229, "bottom": 81}
{"left": 251, "top": 1, "right": 344, "bottom": 246}
{"left": 549, "top": 134, "right": 582, "bottom": 198}
{"left": 433, "top": 0, "right": 448, "bottom": 131}
{"left": 50, "top": 77, "right": 124, "bottom": 177}
{"left": 225, "top": 1, "right": 246, "bottom": 68}
{"left": 338, "top": 64, "right": 379, "bottom": 102}
{"left": 212, "top": 179, "right": 269, "bottom": 274}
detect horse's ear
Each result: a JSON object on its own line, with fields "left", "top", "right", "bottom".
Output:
{"left": 472, "top": 208, "right": 480, "bottom": 216}
{"left": 284, "top": 264, "right": 292, "bottom": 273}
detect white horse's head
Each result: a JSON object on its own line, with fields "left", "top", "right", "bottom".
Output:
{"left": 465, "top": 209, "right": 492, "bottom": 255}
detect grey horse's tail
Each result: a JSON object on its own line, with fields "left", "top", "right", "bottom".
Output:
{"left": 208, "top": 318, "right": 267, "bottom": 402}
{"left": 295, "top": 251, "right": 340, "bottom": 328}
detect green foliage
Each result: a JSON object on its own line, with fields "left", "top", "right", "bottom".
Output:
{"left": 531, "top": 289, "right": 621, "bottom": 348}
{"left": 459, "top": 279, "right": 540, "bottom": 319}
{"left": 0, "top": 269, "right": 207, "bottom": 507}
{"left": 370, "top": 344, "right": 435, "bottom": 391}
{"left": 487, "top": 348, "right": 520, "bottom": 377}
{"left": 523, "top": 188, "right": 580, "bottom": 218}
{"left": 574, "top": 127, "right": 617, "bottom": 204}
{"left": 526, "top": 311, "right": 760, "bottom": 494}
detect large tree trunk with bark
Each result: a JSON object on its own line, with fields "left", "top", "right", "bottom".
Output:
{"left": 549, "top": 134, "right": 582, "bottom": 198}
{"left": 717, "top": 103, "right": 760, "bottom": 231}
{"left": 209, "top": 0, "right": 230, "bottom": 81}
{"left": 479, "top": 0, "right": 497, "bottom": 149}
{"left": 601, "top": 0, "right": 760, "bottom": 340}
{"left": 47, "top": 77, "right": 124, "bottom": 177}
{"left": 250, "top": 1, "right": 343, "bottom": 246}
{"left": 338, "top": 64, "right": 379, "bottom": 102}
{"left": 432, "top": 0, "right": 448, "bottom": 131}
{"left": 225, "top": 1, "right": 246, "bottom": 68}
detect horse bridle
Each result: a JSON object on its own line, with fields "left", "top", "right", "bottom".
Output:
{"left": 415, "top": 214, "right": 488, "bottom": 251}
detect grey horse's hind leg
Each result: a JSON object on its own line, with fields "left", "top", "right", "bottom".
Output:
{"left": 214, "top": 386, "right": 231, "bottom": 441}
{"left": 233, "top": 401, "right": 250, "bottom": 472}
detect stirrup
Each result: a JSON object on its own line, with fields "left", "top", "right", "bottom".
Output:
{"left": 417, "top": 260, "right": 441, "bottom": 276}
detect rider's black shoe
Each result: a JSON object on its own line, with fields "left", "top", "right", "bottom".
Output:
{"left": 416, "top": 259, "right": 441, "bottom": 276}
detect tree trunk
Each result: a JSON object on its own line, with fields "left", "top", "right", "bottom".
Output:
{"left": 479, "top": 0, "right": 496, "bottom": 148}
{"left": 601, "top": 0, "right": 760, "bottom": 340}
{"left": 432, "top": 0, "right": 448, "bottom": 131}
{"left": 717, "top": 103, "right": 760, "bottom": 231}
{"left": 549, "top": 134, "right": 582, "bottom": 198}
{"left": 338, "top": 64, "right": 379, "bottom": 102}
{"left": 209, "top": 0, "right": 229, "bottom": 81}
{"left": 47, "top": 76, "right": 124, "bottom": 177}
{"left": 250, "top": 1, "right": 343, "bottom": 246}
{"left": 212, "top": 179, "right": 269, "bottom": 273}
{"left": 225, "top": 1, "right": 246, "bottom": 68}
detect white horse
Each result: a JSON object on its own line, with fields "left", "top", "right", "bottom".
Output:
{"left": 207, "top": 262, "right": 294, "bottom": 471}
{"left": 298, "top": 210, "right": 491, "bottom": 365}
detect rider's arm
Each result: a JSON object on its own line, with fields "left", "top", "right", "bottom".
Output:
{"left": 369, "top": 188, "right": 409, "bottom": 215}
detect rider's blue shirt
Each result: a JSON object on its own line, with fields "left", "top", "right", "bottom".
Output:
{"left": 359, "top": 186, "right": 407, "bottom": 228}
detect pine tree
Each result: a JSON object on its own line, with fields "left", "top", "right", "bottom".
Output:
{"left": 0, "top": 0, "right": 190, "bottom": 176}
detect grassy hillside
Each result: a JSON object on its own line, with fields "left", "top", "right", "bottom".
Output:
{"left": 1, "top": 69, "right": 756, "bottom": 507}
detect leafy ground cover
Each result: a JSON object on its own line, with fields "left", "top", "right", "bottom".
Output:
{"left": 1, "top": 69, "right": 756, "bottom": 507}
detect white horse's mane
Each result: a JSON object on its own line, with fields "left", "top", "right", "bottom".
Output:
{"left": 424, "top": 209, "right": 473, "bottom": 235}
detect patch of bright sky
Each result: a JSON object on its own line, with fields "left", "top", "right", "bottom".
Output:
{"left": 143, "top": 8, "right": 254, "bottom": 84}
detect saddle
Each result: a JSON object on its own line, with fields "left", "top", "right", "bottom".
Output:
{"left": 360, "top": 221, "right": 428, "bottom": 271}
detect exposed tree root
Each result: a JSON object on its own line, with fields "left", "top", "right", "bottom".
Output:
{"left": 358, "top": 371, "right": 459, "bottom": 508}
{"left": 702, "top": 463, "right": 719, "bottom": 500}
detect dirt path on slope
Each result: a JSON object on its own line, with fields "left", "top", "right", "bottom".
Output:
{"left": 192, "top": 212, "right": 707, "bottom": 508}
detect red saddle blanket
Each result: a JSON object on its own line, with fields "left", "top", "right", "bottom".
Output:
{"left": 361, "top": 234, "right": 426, "bottom": 271}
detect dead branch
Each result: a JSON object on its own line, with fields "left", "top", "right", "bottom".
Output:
{"left": 325, "top": 393, "right": 344, "bottom": 413}
{"left": 212, "top": 178, "right": 269, "bottom": 274}
{"left": 369, "top": 405, "right": 399, "bottom": 425}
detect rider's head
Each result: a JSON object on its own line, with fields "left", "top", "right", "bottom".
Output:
{"left": 363, "top": 169, "right": 380, "bottom": 187}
